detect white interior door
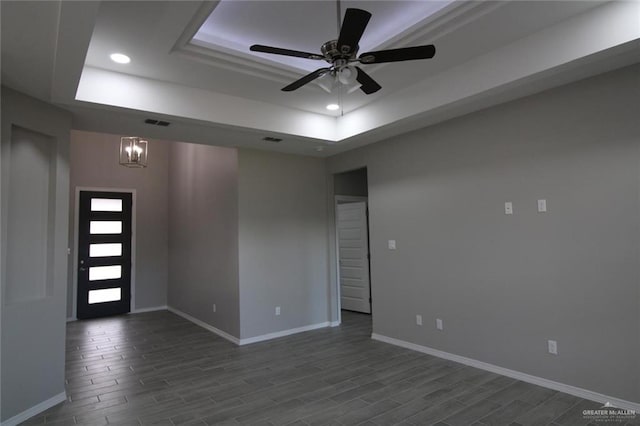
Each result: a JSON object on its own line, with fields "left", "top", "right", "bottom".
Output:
{"left": 337, "top": 201, "right": 371, "bottom": 313}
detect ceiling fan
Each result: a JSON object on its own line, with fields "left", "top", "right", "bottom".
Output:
{"left": 250, "top": 7, "right": 436, "bottom": 95}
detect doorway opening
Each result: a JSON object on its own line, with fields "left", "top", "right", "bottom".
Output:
{"left": 75, "top": 190, "right": 134, "bottom": 319}
{"left": 334, "top": 167, "right": 372, "bottom": 323}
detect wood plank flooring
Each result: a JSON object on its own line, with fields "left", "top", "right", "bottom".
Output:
{"left": 21, "top": 310, "right": 637, "bottom": 425}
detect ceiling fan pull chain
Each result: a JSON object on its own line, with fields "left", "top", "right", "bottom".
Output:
{"left": 339, "top": 80, "right": 344, "bottom": 117}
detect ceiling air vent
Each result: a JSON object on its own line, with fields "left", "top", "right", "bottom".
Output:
{"left": 144, "top": 118, "right": 171, "bottom": 127}
{"left": 262, "top": 136, "right": 282, "bottom": 143}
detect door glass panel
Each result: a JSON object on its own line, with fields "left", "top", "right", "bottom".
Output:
{"left": 88, "top": 288, "right": 122, "bottom": 304}
{"left": 91, "top": 198, "right": 123, "bottom": 212}
{"left": 89, "top": 265, "right": 122, "bottom": 281}
{"left": 90, "top": 221, "right": 122, "bottom": 234}
{"left": 89, "top": 243, "right": 122, "bottom": 257}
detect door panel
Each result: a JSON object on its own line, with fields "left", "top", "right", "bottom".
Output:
{"left": 340, "top": 267, "right": 363, "bottom": 279}
{"left": 339, "top": 228, "right": 362, "bottom": 240}
{"left": 337, "top": 201, "right": 371, "bottom": 314}
{"left": 340, "top": 248, "right": 362, "bottom": 259}
{"left": 77, "top": 191, "right": 132, "bottom": 319}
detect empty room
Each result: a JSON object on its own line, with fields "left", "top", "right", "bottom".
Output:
{"left": 1, "top": 1, "right": 639, "bottom": 425}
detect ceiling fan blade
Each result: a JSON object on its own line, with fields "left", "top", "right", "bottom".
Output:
{"left": 355, "top": 67, "right": 381, "bottom": 95}
{"left": 282, "top": 68, "right": 331, "bottom": 92}
{"left": 250, "top": 44, "right": 324, "bottom": 60}
{"left": 337, "top": 8, "right": 371, "bottom": 55}
{"left": 359, "top": 45, "right": 436, "bottom": 64}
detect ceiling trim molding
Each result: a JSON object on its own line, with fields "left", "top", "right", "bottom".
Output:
{"left": 171, "top": 0, "right": 308, "bottom": 86}
{"left": 370, "top": 1, "right": 488, "bottom": 51}
{"left": 363, "top": 1, "right": 508, "bottom": 76}
{"left": 173, "top": 42, "right": 305, "bottom": 87}
{"left": 171, "top": 0, "right": 219, "bottom": 52}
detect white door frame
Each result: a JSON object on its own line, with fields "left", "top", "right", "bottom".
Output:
{"left": 71, "top": 187, "right": 136, "bottom": 321}
{"left": 334, "top": 195, "right": 369, "bottom": 325}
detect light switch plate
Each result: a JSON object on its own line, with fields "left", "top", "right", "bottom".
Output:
{"left": 504, "top": 202, "right": 513, "bottom": 215}
{"left": 416, "top": 315, "right": 422, "bottom": 326}
{"left": 548, "top": 339, "right": 558, "bottom": 355}
{"left": 388, "top": 240, "right": 396, "bottom": 250}
{"left": 537, "top": 199, "right": 547, "bottom": 213}
{"left": 436, "top": 318, "right": 443, "bottom": 330}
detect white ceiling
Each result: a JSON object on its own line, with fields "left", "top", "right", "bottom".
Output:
{"left": 1, "top": 1, "right": 639, "bottom": 157}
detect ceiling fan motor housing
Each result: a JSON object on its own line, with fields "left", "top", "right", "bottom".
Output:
{"left": 321, "top": 40, "right": 358, "bottom": 65}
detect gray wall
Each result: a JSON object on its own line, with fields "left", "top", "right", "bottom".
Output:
{"left": 167, "top": 142, "right": 240, "bottom": 338}
{"left": 334, "top": 167, "right": 368, "bottom": 196}
{"left": 238, "top": 149, "right": 329, "bottom": 339}
{"left": 68, "top": 130, "right": 169, "bottom": 317}
{"left": 327, "top": 65, "right": 640, "bottom": 403}
{"left": 1, "top": 88, "right": 71, "bottom": 421}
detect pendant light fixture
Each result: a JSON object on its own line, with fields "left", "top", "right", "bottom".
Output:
{"left": 119, "top": 137, "right": 148, "bottom": 168}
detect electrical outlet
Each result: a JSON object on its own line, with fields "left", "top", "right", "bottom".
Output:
{"left": 275, "top": 306, "right": 281, "bottom": 316}
{"left": 436, "top": 318, "right": 443, "bottom": 330}
{"left": 388, "top": 240, "right": 396, "bottom": 250}
{"left": 416, "top": 315, "right": 422, "bottom": 326}
{"left": 548, "top": 340, "right": 558, "bottom": 355}
{"left": 212, "top": 304, "right": 216, "bottom": 313}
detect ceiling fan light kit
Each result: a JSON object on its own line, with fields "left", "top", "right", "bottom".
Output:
{"left": 337, "top": 66, "right": 357, "bottom": 85}
{"left": 250, "top": 7, "right": 436, "bottom": 96}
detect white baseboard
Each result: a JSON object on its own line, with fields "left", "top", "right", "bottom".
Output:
{"left": 167, "top": 306, "right": 240, "bottom": 345}
{"left": 240, "top": 321, "right": 331, "bottom": 345}
{"left": 131, "top": 305, "right": 168, "bottom": 314}
{"left": 66, "top": 317, "right": 76, "bottom": 322}
{"left": 371, "top": 333, "right": 640, "bottom": 412}
{"left": 167, "top": 306, "right": 332, "bottom": 346}
{"left": 330, "top": 320, "right": 341, "bottom": 327}
{"left": 1, "top": 391, "right": 67, "bottom": 426}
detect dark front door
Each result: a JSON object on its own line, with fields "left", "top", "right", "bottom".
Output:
{"left": 77, "top": 191, "right": 132, "bottom": 319}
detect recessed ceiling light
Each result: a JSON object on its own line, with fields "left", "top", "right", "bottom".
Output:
{"left": 110, "top": 53, "right": 131, "bottom": 64}
{"left": 326, "top": 104, "right": 339, "bottom": 111}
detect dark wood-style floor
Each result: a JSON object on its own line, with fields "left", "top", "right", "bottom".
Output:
{"left": 22, "top": 310, "right": 635, "bottom": 425}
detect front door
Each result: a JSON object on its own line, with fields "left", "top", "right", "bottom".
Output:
{"left": 77, "top": 191, "right": 132, "bottom": 319}
{"left": 337, "top": 201, "right": 371, "bottom": 313}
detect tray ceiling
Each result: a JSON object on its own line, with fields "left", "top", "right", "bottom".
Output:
{"left": 2, "top": 1, "right": 638, "bottom": 156}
